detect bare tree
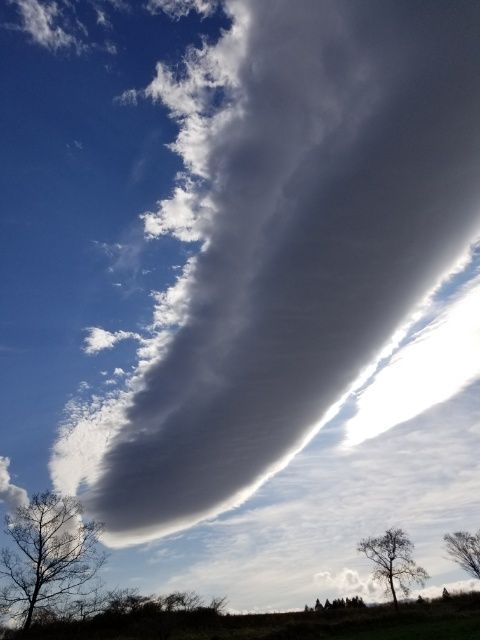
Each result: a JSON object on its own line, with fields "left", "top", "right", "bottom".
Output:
{"left": 209, "top": 596, "right": 227, "bottom": 614}
{"left": 160, "top": 590, "right": 204, "bottom": 612}
{"left": 444, "top": 530, "right": 480, "bottom": 580}
{"left": 357, "top": 527, "right": 429, "bottom": 611}
{"left": 105, "top": 588, "right": 151, "bottom": 615}
{"left": 0, "top": 491, "right": 105, "bottom": 631}
{"left": 60, "top": 585, "right": 112, "bottom": 622}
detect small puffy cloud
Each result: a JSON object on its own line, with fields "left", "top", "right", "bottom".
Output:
{"left": 8, "top": 0, "right": 82, "bottom": 52}
{"left": 83, "top": 327, "right": 142, "bottom": 355}
{"left": 0, "top": 457, "right": 28, "bottom": 511}
{"left": 314, "top": 569, "right": 380, "bottom": 599}
{"left": 142, "top": 186, "right": 205, "bottom": 242}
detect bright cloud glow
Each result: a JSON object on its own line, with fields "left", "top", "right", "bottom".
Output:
{"left": 345, "top": 260, "right": 480, "bottom": 446}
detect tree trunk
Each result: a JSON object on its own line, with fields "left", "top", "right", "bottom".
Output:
{"left": 389, "top": 575, "right": 399, "bottom": 612}
{"left": 23, "top": 602, "right": 35, "bottom": 632}
{"left": 23, "top": 586, "right": 40, "bottom": 632}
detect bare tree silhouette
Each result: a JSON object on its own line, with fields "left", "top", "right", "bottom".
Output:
{"left": 0, "top": 491, "right": 105, "bottom": 630}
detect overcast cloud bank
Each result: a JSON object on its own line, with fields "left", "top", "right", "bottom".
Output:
{"left": 51, "top": 0, "right": 480, "bottom": 546}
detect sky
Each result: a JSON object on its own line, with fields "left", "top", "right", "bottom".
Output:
{"left": 1, "top": 0, "right": 480, "bottom": 612}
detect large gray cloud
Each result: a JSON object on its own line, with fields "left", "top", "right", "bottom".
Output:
{"left": 85, "top": 0, "right": 480, "bottom": 543}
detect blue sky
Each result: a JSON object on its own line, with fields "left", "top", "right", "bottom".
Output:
{"left": 2, "top": 0, "right": 480, "bottom": 612}
{"left": 0, "top": 0, "right": 225, "bottom": 488}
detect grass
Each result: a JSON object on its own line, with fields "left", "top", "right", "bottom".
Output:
{"left": 338, "top": 617, "right": 480, "bottom": 640}
{"left": 4, "top": 592, "right": 480, "bottom": 639}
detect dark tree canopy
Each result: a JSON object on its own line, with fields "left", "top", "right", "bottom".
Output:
{"left": 444, "top": 530, "right": 480, "bottom": 580}
{"left": 357, "top": 527, "right": 428, "bottom": 611}
{"left": 0, "top": 491, "right": 105, "bottom": 630}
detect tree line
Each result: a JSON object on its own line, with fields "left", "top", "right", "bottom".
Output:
{"left": 1, "top": 493, "right": 479, "bottom": 630}
{"left": 305, "top": 595, "right": 366, "bottom": 612}
{"left": 307, "top": 526, "right": 480, "bottom": 614}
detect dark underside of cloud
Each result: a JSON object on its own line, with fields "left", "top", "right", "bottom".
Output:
{"left": 85, "top": 1, "right": 480, "bottom": 543}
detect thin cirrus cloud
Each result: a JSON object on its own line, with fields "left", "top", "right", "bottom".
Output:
{"left": 7, "top": 0, "right": 82, "bottom": 52}
{"left": 52, "top": 0, "right": 480, "bottom": 546}
{"left": 6, "top": 0, "right": 123, "bottom": 54}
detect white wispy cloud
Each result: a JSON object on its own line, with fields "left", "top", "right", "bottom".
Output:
{"left": 95, "top": 8, "right": 111, "bottom": 28}
{"left": 8, "top": 0, "right": 82, "bottom": 52}
{"left": 0, "top": 457, "right": 28, "bottom": 511}
{"left": 83, "top": 327, "right": 142, "bottom": 355}
{"left": 91, "top": 233, "right": 152, "bottom": 295}
{"left": 7, "top": 0, "right": 125, "bottom": 54}
{"left": 145, "top": 0, "right": 217, "bottom": 19}
{"left": 54, "top": 1, "right": 480, "bottom": 547}
{"left": 119, "top": 6, "right": 248, "bottom": 242}
{"left": 50, "top": 391, "right": 129, "bottom": 496}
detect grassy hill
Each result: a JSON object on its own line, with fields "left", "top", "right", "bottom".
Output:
{"left": 3, "top": 591, "right": 480, "bottom": 639}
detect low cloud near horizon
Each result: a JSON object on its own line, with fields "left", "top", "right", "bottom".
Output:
{"left": 51, "top": 0, "right": 480, "bottom": 546}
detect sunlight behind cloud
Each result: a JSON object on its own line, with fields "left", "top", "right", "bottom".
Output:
{"left": 345, "top": 267, "right": 480, "bottom": 446}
